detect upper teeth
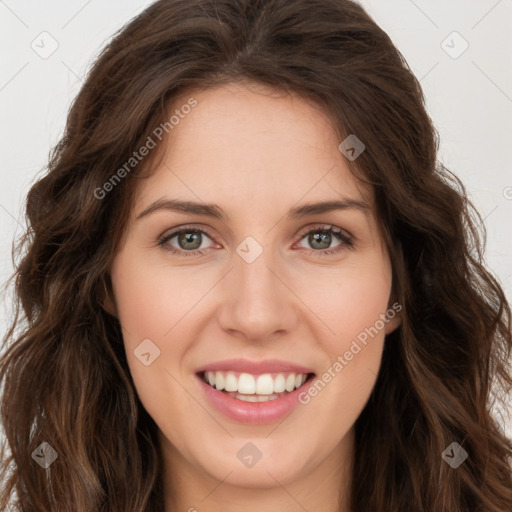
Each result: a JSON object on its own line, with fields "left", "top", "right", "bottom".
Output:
{"left": 204, "top": 371, "right": 308, "bottom": 395}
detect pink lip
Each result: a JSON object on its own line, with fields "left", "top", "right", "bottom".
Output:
{"left": 196, "top": 358, "right": 315, "bottom": 375}
{"left": 195, "top": 359, "right": 315, "bottom": 425}
{"left": 196, "top": 374, "right": 314, "bottom": 424}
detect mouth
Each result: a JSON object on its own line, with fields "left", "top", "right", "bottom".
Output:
{"left": 194, "top": 358, "right": 317, "bottom": 424}
{"left": 197, "top": 370, "right": 316, "bottom": 402}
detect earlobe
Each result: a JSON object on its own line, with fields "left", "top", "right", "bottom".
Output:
{"left": 100, "top": 278, "right": 118, "bottom": 317}
{"left": 385, "top": 314, "right": 401, "bottom": 335}
{"left": 102, "top": 297, "right": 118, "bottom": 317}
{"left": 384, "top": 297, "right": 402, "bottom": 335}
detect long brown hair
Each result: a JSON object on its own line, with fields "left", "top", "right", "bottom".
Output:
{"left": 1, "top": 0, "right": 511, "bottom": 510}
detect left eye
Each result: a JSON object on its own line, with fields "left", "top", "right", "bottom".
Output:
{"left": 157, "top": 225, "right": 353, "bottom": 256}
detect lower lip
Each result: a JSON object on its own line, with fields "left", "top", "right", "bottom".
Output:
{"left": 197, "top": 374, "right": 313, "bottom": 425}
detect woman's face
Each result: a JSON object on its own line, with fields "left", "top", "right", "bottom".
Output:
{"left": 107, "top": 82, "right": 400, "bottom": 504}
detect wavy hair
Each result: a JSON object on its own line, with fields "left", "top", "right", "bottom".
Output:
{"left": 1, "top": 0, "right": 511, "bottom": 510}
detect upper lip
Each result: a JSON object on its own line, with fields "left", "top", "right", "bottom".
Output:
{"left": 196, "top": 358, "right": 315, "bottom": 375}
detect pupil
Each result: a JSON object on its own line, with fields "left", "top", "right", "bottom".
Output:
{"left": 179, "top": 232, "right": 201, "bottom": 250}
{"left": 310, "top": 232, "right": 330, "bottom": 250}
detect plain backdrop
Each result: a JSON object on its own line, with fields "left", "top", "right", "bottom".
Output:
{"left": 1, "top": 0, "right": 511, "bottom": 438}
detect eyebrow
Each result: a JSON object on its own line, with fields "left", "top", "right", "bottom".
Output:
{"left": 136, "top": 197, "right": 370, "bottom": 221}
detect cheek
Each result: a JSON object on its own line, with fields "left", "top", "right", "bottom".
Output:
{"left": 109, "top": 252, "right": 184, "bottom": 393}
{"left": 109, "top": 248, "right": 220, "bottom": 396}
{"left": 294, "top": 254, "right": 392, "bottom": 427}
{"left": 294, "top": 254, "right": 392, "bottom": 350}
{"left": 110, "top": 249, "right": 209, "bottom": 343}
{"left": 292, "top": 252, "right": 392, "bottom": 411}
{"left": 109, "top": 251, "right": 204, "bottom": 434}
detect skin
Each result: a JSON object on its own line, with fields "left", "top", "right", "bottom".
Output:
{"left": 106, "top": 82, "right": 400, "bottom": 512}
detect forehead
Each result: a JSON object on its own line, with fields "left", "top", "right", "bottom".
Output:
{"left": 134, "top": 82, "right": 372, "bottom": 214}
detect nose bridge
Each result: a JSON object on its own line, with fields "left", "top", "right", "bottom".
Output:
{"left": 236, "top": 242, "right": 277, "bottom": 302}
{"left": 217, "top": 237, "right": 297, "bottom": 340}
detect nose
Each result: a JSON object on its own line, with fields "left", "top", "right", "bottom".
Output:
{"left": 216, "top": 243, "right": 299, "bottom": 342}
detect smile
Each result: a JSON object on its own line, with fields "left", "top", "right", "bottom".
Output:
{"left": 195, "top": 359, "right": 316, "bottom": 424}
{"left": 200, "top": 370, "right": 314, "bottom": 402}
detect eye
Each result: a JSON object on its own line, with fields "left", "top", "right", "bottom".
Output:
{"left": 295, "top": 225, "right": 354, "bottom": 256}
{"left": 157, "top": 224, "right": 354, "bottom": 257}
{"left": 157, "top": 226, "right": 217, "bottom": 257}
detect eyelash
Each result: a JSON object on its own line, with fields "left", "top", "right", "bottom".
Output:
{"left": 156, "top": 224, "right": 355, "bottom": 257}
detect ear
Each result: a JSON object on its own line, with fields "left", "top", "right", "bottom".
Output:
{"left": 100, "top": 277, "right": 118, "bottom": 318}
{"left": 384, "top": 297, "right": 402, "bottom": 335}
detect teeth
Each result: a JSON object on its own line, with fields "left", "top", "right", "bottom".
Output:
{"left": 286, "top": 374, "right": 296, "bottom": 392}
{"left": 238, "top": 373, "right": 255, "bottom": 394}
{"left": 273, "top": 374, "right": 286, "bottom": 393}
{"left": 224, "top": 372, "right": 237, "bottom": 392}
{"left": 233, "top": 392, "right": 281, "bottom": 402}
{"left": 215, "top": 371, "right": 225, "bottom": 391}
{"left": 255, "top": 374, "right": 274, "bottom": 395}
{"left": 203, "top": 371, "right": 309, "bottom": 395}
{"left": 237, "top": 393, "right": 258, "bottom": 402}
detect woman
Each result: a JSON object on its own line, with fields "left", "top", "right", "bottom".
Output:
{"left": 1, "top": 0, "right": 511, "bottom": 510}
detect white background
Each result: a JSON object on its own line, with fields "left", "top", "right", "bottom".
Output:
{"left": 1, "top": 1, "right": 511, "bottom": 436}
